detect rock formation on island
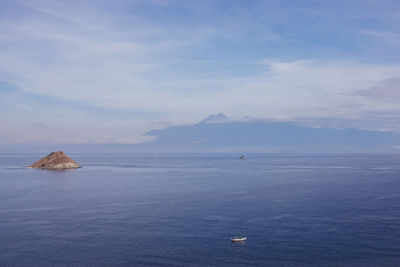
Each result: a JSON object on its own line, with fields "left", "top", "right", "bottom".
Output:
{"left": 31, "top": 151, "right": 79, "bottom": 169}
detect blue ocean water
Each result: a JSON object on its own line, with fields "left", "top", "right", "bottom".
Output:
{"left": 0, "top": 153, "right": 400, "bottom": 266}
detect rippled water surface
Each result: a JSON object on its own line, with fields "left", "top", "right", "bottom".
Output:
{"left": 1, "top": 153, "right": 400, "bottom": 266}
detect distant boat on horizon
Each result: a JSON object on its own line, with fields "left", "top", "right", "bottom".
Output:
{"left": 239, "top": 155, "right": 246, "bottom": 160}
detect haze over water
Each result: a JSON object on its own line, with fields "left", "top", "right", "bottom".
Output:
{"left": 1, "top": 153, "right": 400, "bottom": 266}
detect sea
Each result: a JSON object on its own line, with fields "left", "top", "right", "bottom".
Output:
{"left": 0, "top": 153, "right": 400, "bottom": 266}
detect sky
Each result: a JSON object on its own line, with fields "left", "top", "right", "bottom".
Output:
{"left": 1, "top": 0, "right": 400, "bottom": 145}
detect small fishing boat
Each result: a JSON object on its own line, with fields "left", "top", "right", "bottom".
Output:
{"left": 239, "top": 155, "right": 246, "bottom": 160}
{"left": 231, "top": 236, "right": 247, "bottom": 242}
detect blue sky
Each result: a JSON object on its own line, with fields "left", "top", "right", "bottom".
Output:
{"left": 1, "top": 0, "right": 400, "bottom": 145}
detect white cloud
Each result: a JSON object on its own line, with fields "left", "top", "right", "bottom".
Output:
{"left": 212, "top": 60, "right": 400, "bottom": 120}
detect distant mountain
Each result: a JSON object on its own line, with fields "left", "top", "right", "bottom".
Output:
{"left": 141, "top": 115, "right": 400, "bottom": 152}
{"left": 199, "top": 113, "right": 230, "bottom": 124}
{"left": 5, "top": 114, "right": 399, "bottom": 153}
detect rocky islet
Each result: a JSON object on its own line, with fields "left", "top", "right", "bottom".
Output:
{"left": 30, "top": 151, "right": 79, "bottom": 169}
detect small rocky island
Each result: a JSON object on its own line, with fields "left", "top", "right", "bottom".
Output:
{"left": 31, "top": 151, "right": 79, "bottom": 169}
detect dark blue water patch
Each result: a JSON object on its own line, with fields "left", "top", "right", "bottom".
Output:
{"left": 0, "top": 153, "right": 400, "bottom": 266}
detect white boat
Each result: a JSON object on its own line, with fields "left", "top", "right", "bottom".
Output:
{"left": 231, "top": 236, "right": 247, "bottom": 242}
{"left": 239, "top": 155, "right": 246, "bottom": 160}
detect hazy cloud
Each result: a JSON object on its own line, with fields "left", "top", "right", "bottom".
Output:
{"left": 354, "top": 77, "right": 400, "bottom": 101}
